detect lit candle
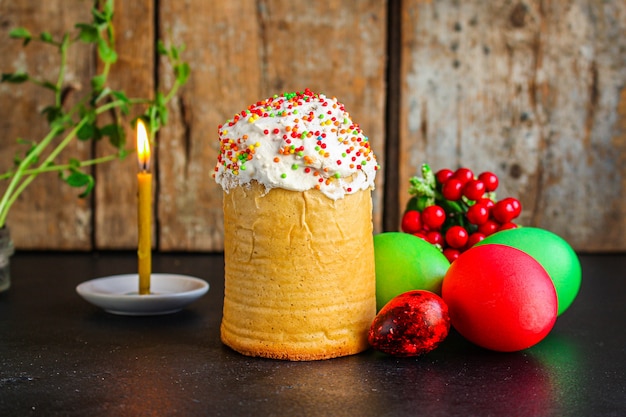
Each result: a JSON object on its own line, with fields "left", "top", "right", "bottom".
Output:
{"left": 136, "top": 120, "right": 152, "bottom": 295}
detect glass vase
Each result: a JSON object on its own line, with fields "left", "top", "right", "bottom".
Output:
{"left": 0, "top": 226, "right": 14, "bottom": 292}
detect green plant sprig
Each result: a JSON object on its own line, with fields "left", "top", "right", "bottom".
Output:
{"left": 0, "top": 0, "right": 190, "bottom": 228}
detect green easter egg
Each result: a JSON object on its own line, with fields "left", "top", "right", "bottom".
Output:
{"left": 476, "top": 227, "right": 581, "bottom": 316}
{"left": 374, "top": 232, "right": 450, "bottom": 311}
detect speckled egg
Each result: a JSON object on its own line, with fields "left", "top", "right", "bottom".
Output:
{"left": 368, "top": 290, "right": 450, "bottom": 357}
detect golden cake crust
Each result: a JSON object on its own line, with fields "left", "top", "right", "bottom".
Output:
{"left": 220, "top": 181, "right": 376, "bottom": 360}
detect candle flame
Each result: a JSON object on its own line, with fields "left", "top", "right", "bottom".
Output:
{"left": 136, "top": 120, "right": 151, "bottom": 171}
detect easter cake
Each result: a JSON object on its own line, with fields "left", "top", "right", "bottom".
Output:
{"left": 213, "top": 89, "right": 379, "bottom": 360}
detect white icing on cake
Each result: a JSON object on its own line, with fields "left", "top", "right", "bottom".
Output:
{"left": 213, "top": 89, "right": 379, "bottom": 200}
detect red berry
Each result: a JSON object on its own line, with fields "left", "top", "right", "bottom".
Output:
{"left": 499, "top": 222, "right": 518, "bottom": 231}
{"left": 467, "top": 232, "right": 486, "bottom": 247}
{"left": 478, "top": 220, "right": 500, "bottom": 236}
{"left": 467, "top": 203, "right": 490, "bottom": 225}
{"left": 507, "top": 198, "right": 522, "bottom": 218}
{"left": 401, "top": 210, "right": 422, "bottom": 234}
{"left": 478, "top": 171, "right": 499, "bottom": 192}
{"left": 435, "top": 169, "right": 454, "bottom": 185}
{"left": 422, "top": 205, "right": 446, "bottom": 229}
{"left": 492, "top": 198, "right": 521, "bottom": 223}
{"left": 445, "top": 225, "right": 469, "bottom": 249}
{"left": 425, "top": 230, "right": 444, "bottom": 246}
{"left": 452, "top": 168, "right": 474, "bottom": 185}
{"left": 476, "top": 197, "right": 495, "bottom": 209}
{"left": 463, "top": 179, "right": 486, "bottom": 201}
{"left": 443, "top": 247, "right": 461, "bottom": 263}
{"left": 441, "top": 178, "right": 463, "bottom": 201}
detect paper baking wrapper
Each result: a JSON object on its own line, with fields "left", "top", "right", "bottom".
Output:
{"left": 221, "top": 181, "right": 376, "bottom": 360}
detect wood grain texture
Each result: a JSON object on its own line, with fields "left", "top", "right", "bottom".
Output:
{"left": 155, "top": 0, "right": 260, "bottom": 251}
{"left": 530, "top": 1, "right": 626, "bottom": 251}
{"left": 399, "top": 0, "right": 626, "bottom": 251}
{"left": 0, "top": 1, "right": 93, "bottom": 249}
{"left": 93, "top": 0, "right": 155, "bottom": 249}
{"left": 1, "top": 0, "right": 625, "bottom": 252}
{"left": 157, "top": 0, "right": 386, "bottom": 250}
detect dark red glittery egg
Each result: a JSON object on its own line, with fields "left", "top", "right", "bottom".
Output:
{"left": 368, "top": 290, "right": 450, "bottom": 357}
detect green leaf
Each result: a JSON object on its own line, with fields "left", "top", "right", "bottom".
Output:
{"left": 63, "top": 171, "right": 94, "bottom": 198}
{"left": 405, "top": 195, "right": 433, "bottom": 212}
{"left": 60, "top": 33, "right": 70, "bottom": 54}
{"left": 39, "top": 32, "right": 54, "bottom": 43}
{"left": 119, "top": 103, "right": 130, "bottom": 116}
{"left": 68, "top": 158, "right": 81, "bottom": 169}
{"left": 102, "top": 0, "right": 115, "bottom": 20}
{"left": 45, "top": 110, "right": 72, "bottom": 131}
{"left": 42, "top": 80, "right": 58, "bottom": 91}
{"left": 174, "top": 62, "right": 191, "bottom": 85}
{"left": 76, "top": 110, "right": 100, "bottom": 141}
{"left": 97, "top": 38, "right": 117, "bottom": 64}
{"left": 9, "top": 27, "right": 32, "bottom": 45}
{"left": 49, "top": 118, "right": 71, "bottom": 132}
{"left": 41, "top": 105, "right": 64, "bottom": 125}
{"left": 1, "top": 73, "right": 29, "bottom": 83}
{"left": 111, "top": 90, "right": 129, "bottom": 103}
{"left": 117, "top": 148, "right": 130, "bottom": 160}
{"left": 170, "top": 45, "right": 180, "bottom": 61}
{"left": 440, "top": 199, "right": 464, "bottom": 215}
{"left": 152, "top": 93, "right": 169, "bottom": 127}
{"left": 10, "top": 27, "right": 31, "bottom": 39}
{"left": 78, "top": 104, "right": 90, "bottom": 119}
{"left": 159, "top": 106, "right": 169, "bottom": 126}
{"left": 77, "top": 122, "right": 96, "bottom": 141}
{"left": 157, "top": 40, "right": 168, "bottom": 55}
{"left": 91, "top": 0, "right": 114, "bottom": 24}
{"left": 90, "top": 74, "right": 106, "bottom": 92}
{"left": 75, "top": 23, "right": 99, "bottom": 43}
{"left": 155, "top": 91, "right": 166, "bottom": 107}
{"left": 91, "top": 7, "right": 107, "bottom": 25}
{"left": 110, "top": 90, "right": 130, "bottom": 114}
{"left": 100, "top": 123, "right": 125, "bottom": 149}
{"left": 16, "top": 138, "right": 33, "bottom": 147}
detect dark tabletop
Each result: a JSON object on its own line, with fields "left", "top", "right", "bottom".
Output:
{"left": 0, "top": 252, "right": 624, "bottom": 417}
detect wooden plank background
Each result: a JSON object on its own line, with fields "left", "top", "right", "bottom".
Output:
{"left": 1, "top": 0, "right": 625, "bottom": 252}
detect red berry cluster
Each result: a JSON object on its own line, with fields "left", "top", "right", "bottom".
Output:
{"left": 401, "top": 164, "right": 522, "bottom": 263}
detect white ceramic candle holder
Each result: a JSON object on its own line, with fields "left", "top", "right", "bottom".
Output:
{"left": 76, "top": 273, "right": 209, "bottom": 316}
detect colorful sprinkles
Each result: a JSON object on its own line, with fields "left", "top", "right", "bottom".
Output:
{"left": 214, "top": 89, "right": 379, "bottom": 197}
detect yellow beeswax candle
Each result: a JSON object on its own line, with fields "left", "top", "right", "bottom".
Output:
{"left": 136, "top": 120, "right": 152, "bottom": 295}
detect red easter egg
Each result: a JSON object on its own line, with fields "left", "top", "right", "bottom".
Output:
{"left": 441, "top": 244, "right": 557, "bottom": 352}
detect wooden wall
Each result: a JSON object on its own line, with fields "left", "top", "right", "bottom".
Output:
{"left": 1, "top": 0, "right": 625, "bottom": 252}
